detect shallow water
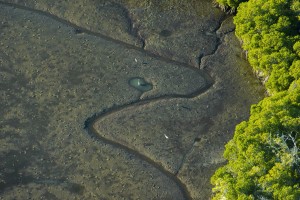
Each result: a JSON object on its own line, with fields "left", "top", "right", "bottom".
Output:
{"left": 128, "top": 77, "right": 153, "bottom": 92}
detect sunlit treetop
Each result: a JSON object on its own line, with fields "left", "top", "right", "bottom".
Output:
{"left": 211, "top": 79, "right": 300, "bottom": 199}
{"left": 234, "top": 0, "right": 300, "bottom": 94}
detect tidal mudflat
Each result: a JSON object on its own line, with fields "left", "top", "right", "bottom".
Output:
{"left": 0, "top": 0, "right": 265, "bottom": 199}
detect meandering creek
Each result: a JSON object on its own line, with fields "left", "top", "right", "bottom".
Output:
{"left": 0, "top": 1, "right": 265, "bottom": 199}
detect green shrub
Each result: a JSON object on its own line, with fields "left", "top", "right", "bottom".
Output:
{"left": 211, "top": 0, "right": 300, "bottom": 199}
{"left": 234, "top": 0, "right": 300, "bottom": 94}
{"left": 211, "top": 79, "right": 300, "bottom": 199}
{"left": 213, "top": 0, "right": 247, "bottom": 13}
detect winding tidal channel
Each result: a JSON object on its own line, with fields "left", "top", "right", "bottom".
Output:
{"left": 0, "top": 0, "right": 265, "bottom": 199}
{"left": 84, "top": 74, "right": 213, "bottom": 200}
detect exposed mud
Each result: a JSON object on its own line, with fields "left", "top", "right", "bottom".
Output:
{"left": 0, "top": 1, "right": 265, "bottom": 199}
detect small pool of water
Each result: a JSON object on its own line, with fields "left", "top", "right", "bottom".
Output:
{"left": 128, "top": 77, "right": 153, "bottom": 92}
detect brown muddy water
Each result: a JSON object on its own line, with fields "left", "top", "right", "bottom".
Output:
{"left": 0, "top": 0, "right": 265, "bottom": 199}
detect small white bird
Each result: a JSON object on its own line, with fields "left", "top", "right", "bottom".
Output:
{"left": 134, "top": 58, "right": 138, "bottom": 62}
{"left": 164, "top": 134, "right": 169, "bottom": 139}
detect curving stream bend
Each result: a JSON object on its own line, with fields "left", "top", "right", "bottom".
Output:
{"left": 0, "top": 1, "right": 221, "bottom": 199}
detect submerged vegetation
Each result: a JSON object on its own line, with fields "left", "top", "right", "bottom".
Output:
{"left": 211, "top": 0, "right": 300, "bottom": 199}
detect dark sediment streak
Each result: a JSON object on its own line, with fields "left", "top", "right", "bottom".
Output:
{"left": 85, "top": 114, "right": 192, "bottom": 199}
{"left": 83, "top": 81, "right": 213, "bottom": 200}
{"left": 0, "top": 1, "right": 206, "bottom": 74}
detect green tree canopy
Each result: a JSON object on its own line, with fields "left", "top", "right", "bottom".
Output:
{"left": 213, "top": 0, "right": 247, "bottom": 13}
{"left": 211, "top": 0, "right": 300, "bottom": 199}
{"left": 211, "top": 79, "right": 300, "bottom": 199}
{"left": 234, "top": 0, "right": 300, "bottom": 94}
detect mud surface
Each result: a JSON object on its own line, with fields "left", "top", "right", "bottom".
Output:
{"left": 0, "top": 1, "right": 265, "bottom": 199}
